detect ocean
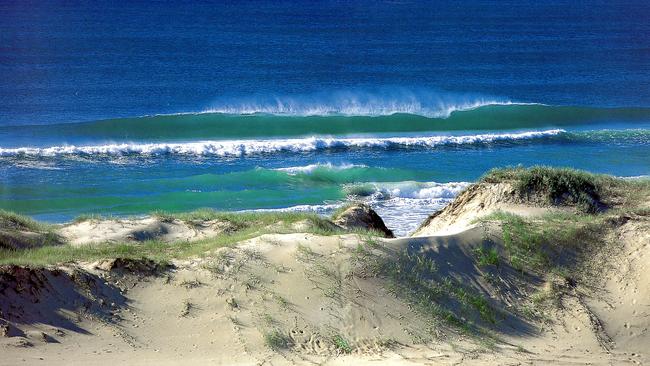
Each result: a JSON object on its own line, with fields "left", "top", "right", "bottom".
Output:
{"left": 1, "top": 1, "right": 649, "bottom": 236}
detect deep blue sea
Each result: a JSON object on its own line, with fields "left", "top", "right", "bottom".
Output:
{"left": 1, "top": 1, "right": 649, "bottom": 235}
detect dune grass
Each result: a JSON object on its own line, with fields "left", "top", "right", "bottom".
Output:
{"left": 481, "top": 166, "right": 619, "bottom": 212}
{"left": 332, "top": 335, "right": 352, "bottom": 353}
{"left": 0, "top": 209, "right": 383, "bottom": 266}
{"left": 263, "top": 329, "right": 292, "bottom": 351}
{"left": 0, "top": 209, "right": 62, "bottom": 249}
{"left": 0, "top": 209, "right": 52, "bottom": 232}
{"left": 330, "top": 202, "right": 360, "bottom": 220}
{"left": 479, "top": 209, "right": 611, "bottom": 274}
{"left": 0, "top": 232, "right": 228, "bottom": 266}
{"left": 352, "top": 238, "right": 497, "bottom": 333}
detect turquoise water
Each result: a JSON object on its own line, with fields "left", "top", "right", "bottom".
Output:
{"left": 2, "top": 105, "right": 649, "bottom": 235}
{"left": 1, "top": 2, "right": 649, "bottom": 235}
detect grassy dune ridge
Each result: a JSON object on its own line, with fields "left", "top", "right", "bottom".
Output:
{"left": 0, "top": 210, "right": 382, "bottom": 266}
{"left": 481, "top": 165, "right": 650, "bottom": 212}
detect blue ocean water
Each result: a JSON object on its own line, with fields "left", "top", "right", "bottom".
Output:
{"left": 1, "top": 1, "right": 649, "bottom": 235}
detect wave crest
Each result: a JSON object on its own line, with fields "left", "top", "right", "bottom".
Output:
{"left": 0, "top": 130, "right": 565, "bottom": 158}
{"left": 274, "top": 163, "right": 368, "bottom": 174}
{"left": 202, "top": 88, "right": 517, "bottom": 118}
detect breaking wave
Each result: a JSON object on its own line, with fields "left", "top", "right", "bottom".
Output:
{"left": 0, "top": 130, "right": 565, "bottom": 157}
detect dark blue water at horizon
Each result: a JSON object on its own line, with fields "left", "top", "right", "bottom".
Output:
{"left": 1, "top": 0, "right": 649, "bottom": 125}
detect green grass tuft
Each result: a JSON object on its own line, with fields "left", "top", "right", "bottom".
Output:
{"left": 0, "top": 209, "right": 51, "bottom": 232}
{"left": 473, "top": 246, "right": 499, "bottom": 267}
{"left": 480, "top": 165, "right": 620, "bottom": 212}
{"left": 330, "top": 202, "right": 359, "bottom": 220}
{"left": 264, "top": 329, "right": 291, "bottom": 351}
{"left": 332, "top": 335, "right": 352, "bottom": 353}
{"left": 480, "top": 209, "right": 611, "bottom": 273}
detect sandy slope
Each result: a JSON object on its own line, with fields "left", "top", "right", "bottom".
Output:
{"left": 59, "top": 217, "right": 238, "bottom": 246}
{"left": 1, "top": 184, "right": 649, "bottom": 365}
{"left": 412, "top": 182, "right": 565, "bottom": 236}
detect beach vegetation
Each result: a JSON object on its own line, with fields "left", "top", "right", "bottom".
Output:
{"left": 180, "top": 299, "right": 194, "bottom": 317}
{"left": 263, "top": 329, "right": 291, "bottom": 351}
{"left": 354, "top": 244, "right": 497, "bottom": 334}
{"left": 479, "top": 208, "right": 613, "bottom": 275}
{"left": 330, "top": 202, "right": 359, "bottom": 219}
{"left": 0, "top": 210, "right": 61, "bottom": 249}
{"left": 0, "top": 209, "right": 383, "bottom": 266}
{"left": 332, "top": 334, "right": 352, "bottom": 353}
{"left": 473, "top": 246, "right": 500, "bottom": 267}
{"left": 0, "top": 209, "right": 50, "bottom": 232}
{"left": 481, "top": 166, "right": 620, "bottom": 212}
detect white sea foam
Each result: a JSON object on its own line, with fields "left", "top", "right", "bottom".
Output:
{"left": 201, "top": 100, "right": 524, "bottom": 118}
{"left": 199, "top": 87, "right": 537, "bottom": 118}
{"left": 0, "top": 129, "right": 565, "bottom": 157}
{"left": 360, "top": 181, "right": 470, "bottom": 200}
{"left": 250, "top": 180, "right": 469, "bottom": 236}
{"left": 619, "top": 175, "right": 650, "bottom": 180}
{"left": 274, "top": 163, "right": 367, "bottom": 174}
{"left": 359, "top": 181, "right": 470, "bottom": 235}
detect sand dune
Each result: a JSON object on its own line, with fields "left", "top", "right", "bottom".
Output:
{"left": 1, "top": 169, "right": 649, "bottom": 365}
{"left": 59, "top": 217, "right": 238, "bottom": 246}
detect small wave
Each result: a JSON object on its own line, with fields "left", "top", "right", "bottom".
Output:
{"left": 274, "top": 163, "right": 368, "bottom": 174}
{"left": 0, "top": 129, "right": 565, "bottom": 158}
{"left": 619, "top": 175, "right": 650, "bottom": 180}
{"left": 11, "top": 161, "right": 63, "bottom": 170}
{"left": 250, "top": 203, "right": 342, "bottom": 216}
{"left": 352, "top": 181, "right": 470, "bottom": 236}
{"left": 251, "top": 180, "right": 469, "bottom": 236}
{"left": 345, "top": 181, "right": 470, "bottom": 200}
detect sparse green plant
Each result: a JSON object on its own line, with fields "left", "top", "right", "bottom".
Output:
{"left": 473, "top": 246, "right": 499, "bottom": 267}
{"left": 262, "top": 314, "right": 274, "bottom": 325}
{"left": 363, "top": 235, "right": 380, "bottom": 249}
{"left": 0, "top": 209, "right": 45, "bottom": 231}
{"left": 72, "top": 213, "right": 113, "bottom": 223}
{"left": 151, "top": 211, "right": 176, "bottom": 223}
{"left": 272, "top": 264, "right": 290, "bottom": 273}
{"left": 180, "top": 299, "right": 193, "bottom": 317}
{"left": 375, "top": 338, "right": 396, "bottom": 349}
{"left": 242, "top": 248, "right": 263, "bottom": 261}
{"left": 264, "top": 329, "right": 291, "bottom": 351}
{"left": 0, "top": 207, "right": 389, "bottom": 265}
{"left": 448, "top": 284, "right": 496, "bottom": 324}
{"left": 179, "top": 279, "right": 203, "bottom": 289}
{"left": 202, "top": 261, "right": 225, "bottom": 276}
{"left": 295, "top": 244, "right": 317, "bottom": 262}
{"left": 273, "top": 294, "right": 290, "bottom": 310}
{"left": 519, "top": 304, "right": 537, "bottom": 320}
{"left": 332, "top": 335, "right": 352, "bottom": 353}
{"left": 0, "top": 210, "right": 61, "bottom": 248}
{"left": 244, "top": 275, "right": 261, "bottom": 290}
{"left": 516, "top": 345, "right": 528, "bottom": 353}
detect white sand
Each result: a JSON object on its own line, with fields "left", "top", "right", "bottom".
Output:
{"left": 59, "top": 217, "right": 236, "bottom": 246}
